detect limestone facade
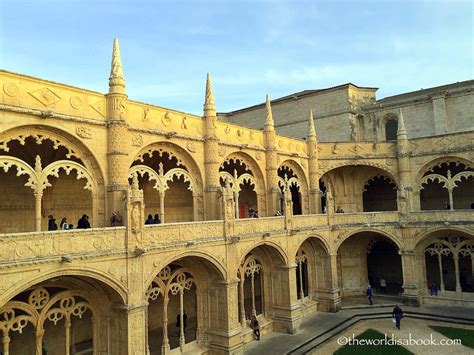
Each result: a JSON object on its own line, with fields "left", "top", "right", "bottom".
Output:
{"left": 222, "top": 80, "right": 474, "bottom": 142}
{"left": 0, "top": 39, "right": 473, "bottom": 354}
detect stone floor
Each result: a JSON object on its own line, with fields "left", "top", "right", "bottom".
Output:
{"left": 244, "top": 300, "right": 474, "bottom": 355}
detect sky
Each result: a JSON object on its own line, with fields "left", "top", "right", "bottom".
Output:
{"left": 0, "top": 0, "right": 472, "bottom": 114}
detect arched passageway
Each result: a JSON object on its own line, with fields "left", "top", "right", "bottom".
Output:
{"left": 237, "top": 244, "right": 288, "bottom": 330}
{"left": 320, "top": 166, "right": 397, "bottom": 213}
{"left": 0, "top": 275, "right": 125, "bottom": 355}
{"left": 337, "top": 232, "right": 403, "bottom": 298}
{"left": 146, "top": 256, "right": 225, "bottom": 354}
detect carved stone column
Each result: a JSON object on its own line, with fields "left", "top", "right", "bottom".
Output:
{"left": 317, "top": 253, "right": 342, "bottom": 312}
{"left": 399, "top": 249, "right": 421, "bottom": 306}
{"left": 34, "top": 192, "right": 42, "bottom": 231}
{"left": 270, "top": 264, "right": 302, "bottom": 334}
{"left": 207, "top": 279, "right": 244, "bottom": 355}
{"left": 264, "top": 95, "right": 280, "bottom": 217}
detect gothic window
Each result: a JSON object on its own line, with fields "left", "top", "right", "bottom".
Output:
{"left": 385, "top": 119, "right": 398, "bottom": 141}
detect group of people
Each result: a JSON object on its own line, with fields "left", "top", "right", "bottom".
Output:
{"left": 47, "top": 214, "right": 91, "bottom": 231}
{"left": 248, "top": 208, "right": 259, "bottom": 218}
{"left": 145, "top": 214, "right": 161, "bottom": 225}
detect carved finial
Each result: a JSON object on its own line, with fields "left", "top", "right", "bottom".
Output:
{"left": 225, "top": 177, "right": 231, "bottom": 189}
{"left": 308, "top": 109, "right": 317, "bottom": 141}
{"left": 158, "top": 162, "right": 164, "bottom": 177}
{"left": 397, "top": 108, "right": 407, "bottom": 139}
{"left": 132, "top": 173, "right": 139, "bottom": 190}
{"left": 109, "top": 38, "right": 126, "bottom": 94}
{"left": 204, "top": 72, "right": 216, "bottom": 117}
{"left": 35, "top": 155, "right": 42, "bottom": 172}
{"left": 264, "top": 94, "right": 275, "bottom": 131}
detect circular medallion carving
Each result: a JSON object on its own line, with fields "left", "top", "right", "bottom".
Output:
{"left": 3, "top": 83, "right": 18, "bottom": 97}
{"left": 69, "top": 96, "right": 82, "bottom": 109}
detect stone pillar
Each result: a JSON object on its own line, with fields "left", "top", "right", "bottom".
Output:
{"left": 270, "top": 264, "right": 302, "bottom": 334}
{"left": 318, "top": 253, "right": 342, "bottom": 313}
{"left": 454, "top": 254, "right": 462, "bottom": 293}
{"left": 207, "top": 279, "right": 244, "bottom": 355}
{"left": 34, "top": 192, "right": 42, "bottom": 231}
{"left": 399, "top": 249, "right": 421, "bottom": 306}
{"left": 106, "top": 38, "right": 130, "bottom": 221}
{"left": 432, "top": 93, "right": 447, "bottom": 135}
{"left": 264, "top": 95, "right": 280, "bottom": 216}
{"left": 203, "top": 73, "right": 222, "bottom": 221}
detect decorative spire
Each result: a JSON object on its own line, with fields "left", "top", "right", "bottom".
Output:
{"left": 264, "top": 94, "right": 275, "bottom": 131}
{"left": 308, "top": 109, "right": 316, "bottom": 141}
{"left": 397, "top": 108, "right": 407, "bottom": 139}
{"left": 204, "top": 72, "right": 216, "bottom": 117}
{"left": 109, "top": 38, "right": 126, "bottom": 94}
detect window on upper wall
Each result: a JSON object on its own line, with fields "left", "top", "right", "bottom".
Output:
{"left": 385, "top": 119, "right": 398, "bottom": 141}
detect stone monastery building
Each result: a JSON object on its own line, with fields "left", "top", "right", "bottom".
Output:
{"left": 0, "top": 39, "right": 473, "bottom": 354}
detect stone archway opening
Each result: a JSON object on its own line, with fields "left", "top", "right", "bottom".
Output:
{"left": 220, "top": 157, "right": 258, "bottom": 218}
{"left": 362, "top": 175, "right": 397, "bottom": 212}
{"left": 421, "top": 232, "right": 474, "bottom": 296}
{"left": 130, "top": 150, "right": 196, "bottom": 223}
{"left": 320, "top": 165, "right": 397, "bottom": 213}
{"left": 278, "top": 165, "right": 302, "bottom": 215}
{"left": 419, "top": 161, "right": 473, "bottom": 210}
{"left": 146, "top": 256, "right": 225, "bottom": 355}
{"left": 338, "top": 232, "right": 403, "bottom": 303}
{"left": 0, "top": 275, "right": 125, "bottom": 355}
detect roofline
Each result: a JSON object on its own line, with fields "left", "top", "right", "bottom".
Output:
{"left": 220, "top": 83, "right": 378, "bottom": 116}
{"left": 0, "top": 69, "right": 105, "bottom": 96}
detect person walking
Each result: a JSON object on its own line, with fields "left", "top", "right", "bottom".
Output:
{"left": 47, "top": 215, "right": 58, "bottom": 231}
{"left": 145, "top": 214, "right": 154, "bottom": 225}
{"left": 392, "top": 304, "right": 403, "bottom": 330}
{"left": 379, "top": 277, "right": 387, "bottom": 294}
{"left": 366, "top": 285, "right": 373, "bottom": 305}
{"left": 251, "top": 315, "right": 260, "bottom": 340}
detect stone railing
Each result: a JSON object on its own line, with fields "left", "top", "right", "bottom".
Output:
{"left": 0, "top": 227, "right": 126, "bottom": 263}
{"left": 143, "top": 220, "right": 224, "bottom": 246}
{"left": 1, "top": 211, "right": 473, "bottom": 266}
{"left": 331, "top": 211, "right": 400, "bottom": 226}
{"left": 234, "top": 217, "right": 285, "bottom": 236}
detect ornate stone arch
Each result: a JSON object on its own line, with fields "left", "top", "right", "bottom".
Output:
{"left": 145, "top": 251, "right": 227, "bottom": 290}
{"left": 0, "top": 268, "right": 129, "bottom": 308}
{"left": 414, "top": 227, "right": 474, "bottom": 252}
{"left": 40, "top": 160, "right": 98, "bottom": 195}
{"left": 131, "top": 141, "right": 204, "bottom": 221}
{"left": 238, "top": 240, "right": 288, "bottom": 267}
{"left": 279, "top": 159, "right": 309, "bottom": 214}
{"left": 0, "top": 126, "right": 107, "bottom": 226}
{"left": 335, "top": 228, "right": 403, "bottom": 252}
{"left": 0, "top": 156, "right": 39, "bottom": 192}
{"left": 320, "top": 162, "right": 398, "bottom": 185}
{"left": 415, "top": 156, "right": 473, "bottom": 183}
{"left": 221, "top": 151, "right": 267, "bottom": 216}
{"left": 131, "top": 141, "right": 203, "bottom": 190}
{"left": 294, "top": 234, "right": 331, "bottom": 256}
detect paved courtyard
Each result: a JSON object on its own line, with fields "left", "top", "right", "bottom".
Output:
{"left": 244, "top": 303, "right": 474, "bottom": 355}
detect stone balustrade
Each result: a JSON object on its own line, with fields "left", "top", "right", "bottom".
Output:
{"left": 0, "top": 210, "right": 472, "bottom": 266}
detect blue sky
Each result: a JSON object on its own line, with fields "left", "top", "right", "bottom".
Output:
{"left": 0, "top": 0, "right": 472, "bottom": 114}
